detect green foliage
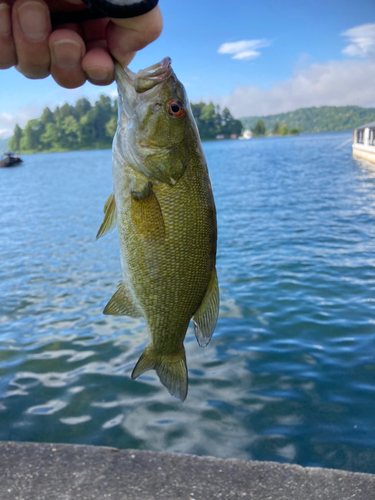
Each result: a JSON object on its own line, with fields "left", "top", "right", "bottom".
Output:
{"left": 190, "top": 102, "right": 242, "bottom": 140}
{"left": 290, "top": 127, "right": 302, "bottom": 135}
{"left": 279, "top": 125, "right": 289, "bottom": 136}
{"left": 252, "top": 119, "right": 266, "bottom": 137}
{"left": 7, "top": 124, "right": 22, "bottom": 150}
{"left": 9, "top": 95, "right": 119, "bottom": 153}
{"left": 241, "top": 105, "right": 375, "bottom": 135}
{"left": 272, "top": 122, "right": 280, "bottom": 134}
{"left": 10, "top": 97, "right": 242, "bottom": 153}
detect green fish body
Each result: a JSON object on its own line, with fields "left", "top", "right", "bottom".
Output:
{"left": 97, "top": 58, "right": 218, "bottom": 401}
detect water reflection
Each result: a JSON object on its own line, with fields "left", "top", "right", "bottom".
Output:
{"left": 1, "top": 136, "right": 375, "bottom": 472}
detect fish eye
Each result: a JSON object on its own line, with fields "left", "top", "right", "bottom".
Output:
{"left": 168, "top": 100, "right": 184, "bottom": 118}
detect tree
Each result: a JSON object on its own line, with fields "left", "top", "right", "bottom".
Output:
{"left": 290, "top": 127, "right": 302, "bottom": 135}
{"left": 75, "top": 98, "right": 92, "bottom": 118}
{"left": 61, "top": 116, "right": 80, "bottom": 147}
{"left": 40, "top": 107, "right": 54, "bottom": 126}
{"left": 60, "top": 103, "right": 74, "bottom": 119}
{"left": 200, "top": 102, "right": 218, "bottom": 139}
{"left": 252, "top": 119, "right": 266, "bottom": 137}
{"left": 272, "top": 122, "right": 280, "bottom": 135}
{"left": 8, "top": 124, "right": 23, "bottom": 151}
{"left": 9, "top": 97, "right": 241, "bottom": 152}
{"left": 105, "top": 117, "right": 117, "bottom": 139}
{"left": 20, "top": 119, "right": 44, "bottom": 151}
{"left": 221, "top": 107, "right": 243, "bottom": 137}
{"left": 40, "top": 123, "right": 59, "bottom": 149}
{"left": 279, "top": 125, "right": 289, "bottom": 136}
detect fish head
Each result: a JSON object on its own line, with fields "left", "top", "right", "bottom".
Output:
{"left": 115, "top": 57, "right": 198, "bottom": 185}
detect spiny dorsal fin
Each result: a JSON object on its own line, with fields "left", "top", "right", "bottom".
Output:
{"left": 103, "top": 280, "right": 141, "bottom": 317}
{"left": 130, "top": 183, "right": 165, "bottom": 242}
{"left": 193, "top": 267, "right": 219, "bottom": 347}
{"left": 96, "top": 193, "right": 117, "bottom": 240}
{"left": 131, "top": 345, "right": 188, "bottom": 401}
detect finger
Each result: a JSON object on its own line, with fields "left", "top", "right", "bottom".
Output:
{"left": 81, "top": 17, "right": 113, "bottom": 85}
{"left": 106, "top": 5, "right": 163, "bottom": 67}
{"left": 82, "top": 45, "right": 114, "bottom": 85}
{"left": 0, "top": 2, "right": 17, "bottom": 69}
{"left": 12, "top": 0, "right": 51, "bottom": 79}
{"left": 49, "top": 28, "right": 86, "bottom": 88}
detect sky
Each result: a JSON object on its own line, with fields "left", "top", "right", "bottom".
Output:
{"left": 0, "top": 0, "right": 375, "bottom": 138}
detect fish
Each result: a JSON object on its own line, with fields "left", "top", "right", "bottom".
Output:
{"left": 97, "top": 57, "right": 218, "bottom": 401}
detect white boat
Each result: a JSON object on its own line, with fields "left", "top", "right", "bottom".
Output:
{"left": 352, "top": 122, "right": 375, "bottom": 163}
{"left": 239, "top": 129, "right": 253, "bottom": 140}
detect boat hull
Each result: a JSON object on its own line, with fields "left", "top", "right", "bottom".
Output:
{"left": 0, "top": 158, "right": 23, "bottom": 168}
{"left": 352, "top": 145, "right": 375, "bottom": 164}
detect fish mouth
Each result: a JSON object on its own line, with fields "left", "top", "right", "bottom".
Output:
{"left": 115, "top": 57, "right": 172, "bottom": 94}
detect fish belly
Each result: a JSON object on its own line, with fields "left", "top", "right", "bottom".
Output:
{"left": 117, "top": 161, "right": 216, "bottom": 355}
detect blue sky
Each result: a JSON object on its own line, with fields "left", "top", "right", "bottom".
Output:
{"left": 1, "top": 0, "right": 375, "bottom": 138}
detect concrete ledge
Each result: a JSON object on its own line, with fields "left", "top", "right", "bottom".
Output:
{"left": 0, "top": 441, "right": 374, "bottom": 500}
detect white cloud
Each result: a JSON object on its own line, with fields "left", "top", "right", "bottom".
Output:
{"left": 218, "top": 39, "right": 271, "bottom": 60}
{"left": 217, "top": 59, "right": 375, "bottom": 118}
{"left": 0, "top": 106, "right": 42, "bottom": 139}
{"left": 341, "top": 23, "right": 375, "bottom": 58}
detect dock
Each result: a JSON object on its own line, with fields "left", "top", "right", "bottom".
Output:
{"left": 0, "top": 441, "right": 374, "bottom": 499}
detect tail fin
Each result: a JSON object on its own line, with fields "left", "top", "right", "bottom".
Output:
{"left": 131, "top": 345, "right": 188, "bottom": 401}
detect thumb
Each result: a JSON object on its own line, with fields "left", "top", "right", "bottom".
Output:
{"left": 106, "top": 5, "right": 163, "bottom": 67}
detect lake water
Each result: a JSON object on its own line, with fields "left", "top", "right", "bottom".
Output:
{"left": 1, "top": 132, "right": 375, "bottom": 474}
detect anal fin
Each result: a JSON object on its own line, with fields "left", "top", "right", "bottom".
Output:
{"left": 193, "top": 267, "right": 219, "bottom": 347}
{"left": 103, "top": 280, "right": 141, "bottom": 317}
{"left": 96, "top": 193, "right": 117, "bottom": 240}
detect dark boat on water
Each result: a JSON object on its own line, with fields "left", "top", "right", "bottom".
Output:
{"left": 0, "top": 152, "right": 23, "bottom": 168}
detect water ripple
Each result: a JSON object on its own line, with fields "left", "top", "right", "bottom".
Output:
{"left": 1, "top": 137, "right": 375, "bottom": 472}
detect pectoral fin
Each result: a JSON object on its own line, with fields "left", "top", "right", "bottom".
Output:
{"left": 103, "top": 280, "right": 141, "bottom": 317}
{"left": 131, "top": 182, "right": 165, "bottom": 241}
{"left": 96, "top": 193, "right": 117, "bottom": 240}
{"left": 193, "top": 267, "right": 219, "bottom": 347}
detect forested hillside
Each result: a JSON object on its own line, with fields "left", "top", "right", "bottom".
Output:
{"left": 241, "top": 106, "right": 375, "bottom": 134}
{"left": 7, "top": 97, "right": 242, "bottom": 153}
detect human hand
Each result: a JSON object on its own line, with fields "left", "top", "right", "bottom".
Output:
{"left": 0, "top": 0, "right": 163, "bottom": 88}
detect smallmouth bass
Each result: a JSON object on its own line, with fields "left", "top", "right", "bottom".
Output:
{"left": 97, "top": 58, "right": 218, "bottom": 401}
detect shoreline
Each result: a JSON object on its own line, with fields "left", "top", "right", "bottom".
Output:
{"left": 4, "top": 130, "right": 353, "bottom": 156}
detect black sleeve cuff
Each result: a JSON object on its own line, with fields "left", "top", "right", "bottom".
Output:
{"left": 82, "top": 0, "right": 159, "bottom": 19}
{"left": 51, "top": 0, "right": 158, "bottom": 27}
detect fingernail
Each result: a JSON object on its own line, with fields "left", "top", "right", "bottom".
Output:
{"left": 86, "top": 67, "right": 109, "bottom": 81}
{"left": 18, "top": 1, "right": 48, "bottom": 41}
{"left": 52, "top": 39, "right": 83, "bottom": 70}
{"left": 0, "top": 3, "right": 11, "bottom": 37}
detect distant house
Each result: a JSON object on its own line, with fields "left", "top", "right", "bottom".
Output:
{"left": 353, "top": 121, "right": 375, "bottom": 164}
{"left": 230, "top": 134, "right": 238, "bottom": 139}
{"left": 216, "top": 134, "right": 225, "bottom": 140}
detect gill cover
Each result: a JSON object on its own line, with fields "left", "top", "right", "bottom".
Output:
{"left": 114, "top": 58, "right": 192, "bottom": 185}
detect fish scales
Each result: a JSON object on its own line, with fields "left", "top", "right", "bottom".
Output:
{"left": 97, "top": 57, "right": 219, "bottom": 401}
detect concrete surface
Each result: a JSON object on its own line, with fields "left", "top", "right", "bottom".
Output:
{"left": 0, "top": 441, "right": 374, "bottom": 500}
